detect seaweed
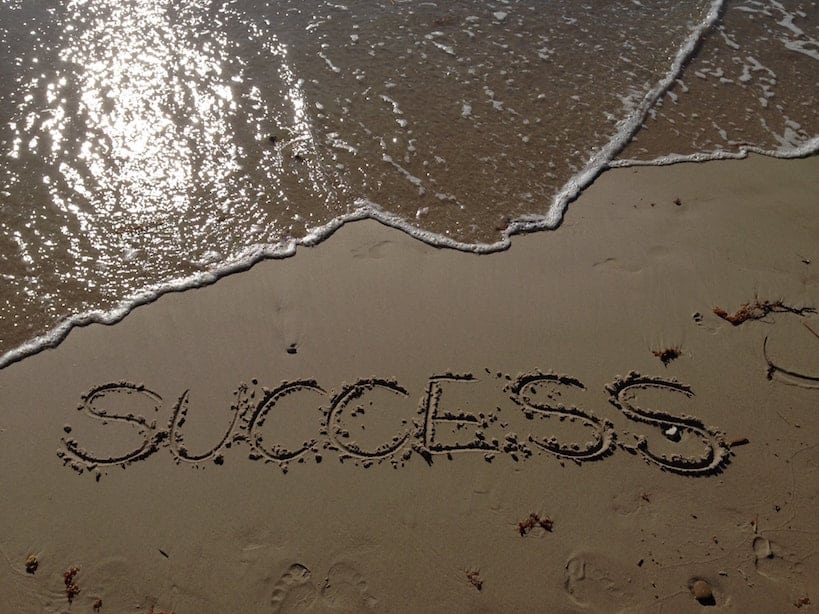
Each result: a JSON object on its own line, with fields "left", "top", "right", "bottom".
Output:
{"left": 713, "top": 299, "right": 815, "bottom": 326}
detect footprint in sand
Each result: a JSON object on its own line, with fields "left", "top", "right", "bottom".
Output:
{"left": 752, "top": 536, "right": 803, "bottom": 584}
{"left": 319, "top": 563, "right": 378, "bottom": 611}
{"left": 563, "top": 553, "right": 635, "bottom": 610}
{"left": 271, "top": 564, "right": 317, "bottom": 612}
{"left": 271, "top": 562, "right": 377, "bottom": 612}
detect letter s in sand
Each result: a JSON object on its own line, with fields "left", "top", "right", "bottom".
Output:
{"left": 606, "top": 372, "right": 730, "bottom": 476}
{"left": 61, "top": 382, "right": 166, "bottom": 467}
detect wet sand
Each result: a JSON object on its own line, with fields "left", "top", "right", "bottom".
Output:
{"left": 0, "top": 155, "right": 816, "bottom": 612}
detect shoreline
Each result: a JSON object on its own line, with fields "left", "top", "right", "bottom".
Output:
{"left": 2, "top": 150, "right": 817, "bottom": 372}
{"left": 1, "top": 154, "right": 816, "bottom": 612}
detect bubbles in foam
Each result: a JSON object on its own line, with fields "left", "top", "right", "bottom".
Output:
{"left": 617, "top": 0, "right": 818, "bottom": 163}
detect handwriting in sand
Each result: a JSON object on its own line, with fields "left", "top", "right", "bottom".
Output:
{"left": 58, "top": 370, "right": 737, "bottom": 479}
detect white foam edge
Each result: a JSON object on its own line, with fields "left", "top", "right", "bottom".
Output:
{"left": 0, "top": 201, "right": 488, "bottom": 371}
{"left": 609, "top": 136, "right": 819, "bottom": 167}
{"left": 541, "top": 0, "right": 728, "bottom": 220}
{"left": 2, "top": 141, "right": 815, "bottom": 372}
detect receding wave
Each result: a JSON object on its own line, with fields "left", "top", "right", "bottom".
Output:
{"left": 0, "top": 0, "right": 816, "bottom": 368}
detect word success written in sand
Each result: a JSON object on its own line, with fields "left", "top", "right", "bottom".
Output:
{"left": 59, "top": 370, "right": 736, "bottom": 479}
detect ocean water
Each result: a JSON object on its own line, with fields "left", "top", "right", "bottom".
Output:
{"left": 0, "top": 0, "right": 816, "bottom": 367}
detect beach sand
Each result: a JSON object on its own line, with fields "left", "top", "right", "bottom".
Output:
{"left": 0, "top": 155, "right": 816, "bottom": 612}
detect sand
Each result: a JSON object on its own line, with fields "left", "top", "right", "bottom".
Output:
{"left": 0, "top": 154, "right": 816, "bottom": 613}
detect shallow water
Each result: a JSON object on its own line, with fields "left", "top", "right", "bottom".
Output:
{"left": 0, "top": 0, "right": 816, "bottom": 367}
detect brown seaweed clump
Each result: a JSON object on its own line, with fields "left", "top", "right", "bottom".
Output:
{"left": 713, "top": 299, "right": 815, "bottom": 325}
{"left": 652, "top": 347, "right": 681, "bottom": 366}
{"left": 517, "top": 512, "right": 553, "bottom": 536}
{"left": 466, "top": 569, "right": 483, "bottom": 591}
{"left": 63, "top": 566, "right": 80, "bottom": 602}
{"left": 24, "top": 554, "right": 38, "bottom": 574}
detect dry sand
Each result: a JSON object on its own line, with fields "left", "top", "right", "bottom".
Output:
{"left": 0, "top": 155, "right": 817, "bottom": 613}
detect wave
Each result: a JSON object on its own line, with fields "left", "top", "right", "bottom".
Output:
{"left": 1, "top": 0, "right": 817, "bottom": 370}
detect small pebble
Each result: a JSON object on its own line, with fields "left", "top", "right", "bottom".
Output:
{"left": 664, "top": 426, "right": 681, "bottom": 441}
{"left": 692, "top": 579, "right": 713, "bottom": 603}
